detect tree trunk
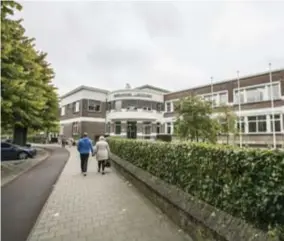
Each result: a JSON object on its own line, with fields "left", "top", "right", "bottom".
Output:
{"left": 13, "top": 126, "right": 28, "bottom": 146}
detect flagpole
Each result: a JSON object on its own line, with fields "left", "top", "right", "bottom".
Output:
{"left": 269, "top": 63, "right": 276, "bottom": 149}
{"left": 237, "top": 70, "right": 242, "bottom": 148}
{"left": 210, "top": 76, "right": 214, "bottom": 108}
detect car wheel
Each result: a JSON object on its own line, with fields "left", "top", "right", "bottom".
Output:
{"left": 18, "top": 152, "right": 28, "bottom": 160}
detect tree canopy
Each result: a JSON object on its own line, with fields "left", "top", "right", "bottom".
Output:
{"left": 1, "top": 1, "right": 59, "bottom": 144}
{"left": 174, "top": 95, "right": 220, "bottom": 143}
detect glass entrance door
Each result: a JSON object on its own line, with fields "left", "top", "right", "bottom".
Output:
{"left": 127, "top": 121, "right": 137, "bottom": 139}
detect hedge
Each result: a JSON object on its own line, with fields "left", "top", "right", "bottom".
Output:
{"left": 108, "top": 138, "right": 284, "bottom": 239}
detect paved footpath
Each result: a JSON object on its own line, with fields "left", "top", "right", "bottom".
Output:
{"left": 27, "top": 147, "right": 192, "bottom": 241}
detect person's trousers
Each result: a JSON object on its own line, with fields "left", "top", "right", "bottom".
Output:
{"left": 80, "top": 153, "right": 89, "bottom": 173}
{"left": 98, "top": 160, "right": 106, "bottom": 172}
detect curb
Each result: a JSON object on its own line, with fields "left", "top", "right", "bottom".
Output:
{"left": 1, "top": 148, "right": 52, "bottom": 188}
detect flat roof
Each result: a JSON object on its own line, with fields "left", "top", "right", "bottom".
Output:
{"left": 165, "top": 68, "right": 284, "bottom": 96}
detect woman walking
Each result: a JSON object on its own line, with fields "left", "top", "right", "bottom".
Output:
{"left": 95, "top": 136, "right": 110, "bottom": 175}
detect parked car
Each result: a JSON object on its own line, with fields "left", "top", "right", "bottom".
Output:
{"left": 1, "top": 142, "right": 37, "bottom": 161}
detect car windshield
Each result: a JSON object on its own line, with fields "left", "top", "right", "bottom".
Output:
{"left": 12, "top": 144, "right": 29, "bottom": 149}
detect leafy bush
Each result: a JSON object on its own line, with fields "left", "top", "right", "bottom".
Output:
{"left": 156, "top": 134, "right": 172, "bottom": 142}
{"left": 108, "top": 138, "right": 284, "bottom": 238}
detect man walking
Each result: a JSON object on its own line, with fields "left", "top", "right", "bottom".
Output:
{"left": 77, "top": 132, "right": 94, "bottom": 176}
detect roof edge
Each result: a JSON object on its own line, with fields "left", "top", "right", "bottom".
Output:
{"left": 165, "top": 68, "right": 284, "bottom": 97}
{"left": 60, "top": 85, "right": 109, "bottom": 99}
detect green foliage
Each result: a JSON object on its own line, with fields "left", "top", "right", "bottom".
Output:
{"left": 1, "top": 1, "right": 59, "bottom": 142}
{"left": 174, "top": 95, "right": 220, "bottom": 143}
{"left": 216, "top": 105, "right": 237, "bottom": 144}
{"left": 109, "top": 138, "right": 284, "bottom": 239}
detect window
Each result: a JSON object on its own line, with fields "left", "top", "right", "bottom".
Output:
{"left": 143, "top": 122, "right": 151, "bottom": 135}
{"left": 1, "top": 143, "right": 11, "bottom": 148}
{"left": 267, "top": 83, "right": 280, "bottom": 100}
{"left": 157, "top": 103, "right": 162, "bottom": 112}
{"left": 115, "top": 121, "right": 121, "bottom": 134}
{"left": 143, "top": 106, "right": 151, "bottom": 111}
{"left": 72, "top": 122, "right": 79, "bottom": 135}
{"left": 61, "top": 106, "right": 65, "bottom": 116}
{"left": 115, "top": 101, "right": 122, "bottom": 111}
{"left": 234, "top": 90, "right": 245, "bottom": 104}
{"left": 88, "top": 100, "right": 101, "bottom": 112}
{"left": 73, "top": 102, "right": 80, "bottom": 113}
{"left": 166, "top": 102, "right": 171, "bottom": 112}
{"left": 246, "top": 87, "right": 265, "bottom": 103}
{"left": 127, "top": 106, "right": 138, "bottom": 111}
{"left": 270, "top": 114, "right": 281, "bottom": 132}
{"left": 234, "top": 82, "right": 281, "bottom": 104}
{"left": 236, "top": 117, "right": 245, "bottom": 133}
{"left": 166, "top": 122, "right": 172, "bottom": 134}
{"left": 248, "top": 115, "right": 267, "bottom": 133}
{"left": 202, "top": 92, "right": 228, "bottom": 106}
{"left": 156, "top": 122, "right": 161, "bottom": 134}
{"left": 106, "top": 122, "right": 111, "bottom": 133}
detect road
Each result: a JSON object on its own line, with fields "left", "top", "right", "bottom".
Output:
{"left": 1, "top": 146, "right": 70, "bottom": 241}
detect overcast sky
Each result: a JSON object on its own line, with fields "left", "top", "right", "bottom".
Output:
{"left": 16, "top": 1, "right": 284, "bottom": 96}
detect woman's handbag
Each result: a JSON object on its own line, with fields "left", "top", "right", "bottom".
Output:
{"left": 105, "top": 159, "right": 111, "bottom": 168}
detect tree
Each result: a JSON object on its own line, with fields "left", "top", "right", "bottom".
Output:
{"left": 174, "top": 95, "right": 220, "bottom": 143}
{"left": 1, "top": 1, "right": 59, "bottom": 145}
{"left": 216, "top": 105, "right": 237, "bottom": 144}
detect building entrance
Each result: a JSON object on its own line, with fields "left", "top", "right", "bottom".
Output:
{"left": 127, "top": 121, "right": 137, "bottom": 139}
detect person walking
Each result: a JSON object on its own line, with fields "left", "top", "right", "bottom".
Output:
{"left": 95, "top": 136, "right": 110, "bottom": 175}
{"left": 77, "top": 132, "right": 94, "bottom": 176}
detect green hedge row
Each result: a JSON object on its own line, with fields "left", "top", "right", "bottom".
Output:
{"left": 108, "top": 138, "right": 284, "bottom": 238}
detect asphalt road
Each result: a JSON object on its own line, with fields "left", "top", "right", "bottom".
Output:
{"left": 1, "top": 146, "right": 70, "bottom": 241}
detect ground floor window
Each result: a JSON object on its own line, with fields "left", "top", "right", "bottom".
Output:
{"left": 156, "top": 122, "right": 161, "bottom": 134}
{"left": 166, "top": 122, "right": 172, "bottom": 134}
{"left": 236, "top": 117, "right": 245, "bottom": 133}
{"left": 248, "top": 115, "right": 267, "bottom": 133}
{"left": 115, "top": 121, "right": 121, "bottom": 134}
{"left": 143, "top": 122, "right": 151, "bottom": 135}
{"left": 127, "top": 121, "right": 137, "bottom": 139}
{"left": 270, "top": 114, "right": 281, "bottom": 132}
{"left": 72, "top": 122, "right": 79, "bottom": 135}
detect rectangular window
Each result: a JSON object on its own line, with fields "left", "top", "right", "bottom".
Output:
{"left": 236, "top": 117, "right": 245, "bottom": 133}
{"left": 156, "top": 122, "right": 161, "bottom": 134}
{"left": 248, "top": 115, "right": 267, "bottom": 133}
{"left": 166, "top": 122, "right": 172, "bottom": 134}
{"left": 88, "top": 100, "right": 101, "bottom": 112}
{"left": 72, "top": 122, "right": 79, "bottom": 135}
{"left": 157, "top": 103, "right": 162, "bottom": 112}
{"left": 73, "top": 102, "right": 80, "bottom": 113}
{"left": 246, "top": 87, "right": 265, "bottom": 103}
{"left": 270, "top": 114, "right": 281, "bottom": 132}
{"left": 143, "top": 122, "right": 151, "bottom": 135}
{"left": 234, "top": 90, "right": 245, "bottom": 104}
{"left": 234, "top": 82, "right": 281, "bottom": 104}
{"left": 267, "top": 83, "right": 280, "bottom": 100}
{"left": 115, "top": 121, "right": 121, "bottom": 134}
{"left": 202, "top": 92, "right": 228, "bottom": 106}
{"left": 166, "top": 102, "right": 171, "bottom": 112}
{"left": 61, "top": 106, "right": 65, "bottom": 116}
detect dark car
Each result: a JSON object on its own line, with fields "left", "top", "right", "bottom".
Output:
{"left": 1, "top": 142, "right": 37, "bottom": 161}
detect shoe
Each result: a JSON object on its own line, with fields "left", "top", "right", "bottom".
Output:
{"left": 98, "top": 169, "right": 100, "bottom": 173}
{"left": 102, "top": 172, "right": 105, "bottom": 175}
{"left": 83, "top": 173, "right": 87, "bottom": 176}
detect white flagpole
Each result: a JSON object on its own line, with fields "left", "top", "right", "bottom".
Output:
{"left": 237, "top": 70, "right": 242, "bottom": 148}
{"left": 269, "top": 63, "right": 276, "bottom": 149}
{"left": 210, "top": 76, "right": 214, "bottom": 108}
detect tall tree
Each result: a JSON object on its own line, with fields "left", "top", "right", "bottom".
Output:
{"left": 174, "top": 95, "right": 220, "bottom": 143}
{"left": 1, "top": 1, "right": 58, "bottom": 145}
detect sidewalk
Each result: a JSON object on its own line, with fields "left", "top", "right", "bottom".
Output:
{"left": 27, "top": 147, "right": 192, "bottom": 241}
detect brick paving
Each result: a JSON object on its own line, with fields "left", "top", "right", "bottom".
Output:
{"left": 27, "top": 147, "right": 192, "bottom": 241}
